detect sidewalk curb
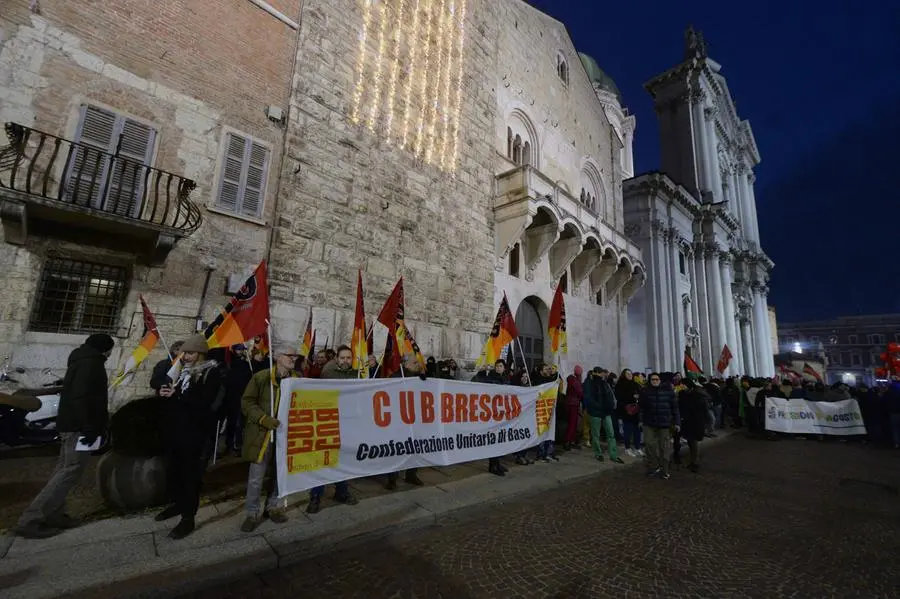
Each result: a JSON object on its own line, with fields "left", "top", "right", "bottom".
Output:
{"left": 1, "top": 433, "right": 737, "bottom": 598}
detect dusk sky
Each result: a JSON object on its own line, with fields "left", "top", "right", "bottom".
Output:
{"left": 526, "top": 0, "right": 900, "bottom": 323}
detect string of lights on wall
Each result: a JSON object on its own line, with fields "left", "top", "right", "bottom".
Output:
{"left": 350, "top": 0, "right": 468, "bottom": 173}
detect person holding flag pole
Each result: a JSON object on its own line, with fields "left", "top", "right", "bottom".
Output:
{"left": 238, "top": 330, "right": 300, "bottom": 532}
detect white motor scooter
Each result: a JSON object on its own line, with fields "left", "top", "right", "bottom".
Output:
{"left": 0, "top": 358, "right": 64, "bottom": 446}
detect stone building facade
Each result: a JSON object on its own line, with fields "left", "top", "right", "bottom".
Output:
{"left": 0, "top": 0, "right": 301, "bottom": 404}
{"left": 778, "top": 314, "right": 900, "bottom": 386}
{"left": 269, "top": 0, "right": 644, "bottom": 371}
{"left": 1, "top": 0, "right": 645, "bottom": 404}
{"left": 624, "top": 29, "right": 775, "bottom": 377}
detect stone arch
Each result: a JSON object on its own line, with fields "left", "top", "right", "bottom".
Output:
{"left": 580, "top": 159, "right": 606, "bottom": 217}
{"left": 507, "top": 107, "right": 540, "bottom": 169}
{"left": 513, "top": 295, "right": 548, "bottom": 371}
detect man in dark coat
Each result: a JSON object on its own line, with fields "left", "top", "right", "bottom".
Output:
{"left": 584, "top": 367, "right": 624, "bottom": 464}
{"left": 15, "top": 334, "right": 115, "bottom": 538}
{"left": 640, "top": 372, "right": 680, "bottom": 479}
{"left": 679, "top": 381, "right": 710, "bottom": 472}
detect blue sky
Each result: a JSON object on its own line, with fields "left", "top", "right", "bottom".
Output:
{"left": 525, "top": 0, "right": 900, "bottom": 322}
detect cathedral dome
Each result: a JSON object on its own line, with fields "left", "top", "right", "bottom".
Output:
{"left": 578, "top": 52, "right": 622, "bottom": 104}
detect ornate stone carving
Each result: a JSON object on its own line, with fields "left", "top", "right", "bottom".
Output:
{"left": 689, "top": 88, "right": 706, "bottom": 103}
{"left": 703, "top": 242, "right": 720, "bottom": 258}
{"left": 684, "top": 324, "right": 700, "bottom": 347}
{"left": 719, "top": 250, "right": 733, "bottom": 265}
{"left": 747, "top": 172, "right": 756, "bottom": 185}
{"left": 704, "top": 106, "right": 718, "bottom": 121}
{"left": 684, "top": 25, "right": 708, "bottom": 60}
{"left": 624, "top": 223, "right": 641, "bottom": 237}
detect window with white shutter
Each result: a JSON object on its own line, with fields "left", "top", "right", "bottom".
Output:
{"left": 215, "top": 132, "right": 269, "bottom": 218}
{"left": 66, "top": 105, "right": 156, "bottom": 218}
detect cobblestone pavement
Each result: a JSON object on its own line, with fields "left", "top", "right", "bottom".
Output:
{"left": 183, "top": 436, "right": 900, "bottom": 599}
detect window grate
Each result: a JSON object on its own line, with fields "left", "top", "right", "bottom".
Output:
{"left": 30, "top": 257, "right": 128, "bottom": 334}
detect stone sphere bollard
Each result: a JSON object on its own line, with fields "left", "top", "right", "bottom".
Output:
{"left": 96, "top": 451, "right": 167, "bottom": 510}
{"left": 97, "top": 395, "right": 169, "bottom": 511}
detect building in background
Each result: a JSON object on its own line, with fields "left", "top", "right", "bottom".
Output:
{"left": 268, "top": 0, "right": 645, "bottom": 372}
{"left": 778, "top": 314, "right": 900, "bottom": 386}
{"left": 623, "top": 27, "right": 775, "bottom": 377}
{"left": 0, "top": 0, "right": 300, "bottom": 404}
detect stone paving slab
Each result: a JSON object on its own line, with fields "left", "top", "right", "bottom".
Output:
{"left": 0, "top": 433, "right": 736, "bottom": 598}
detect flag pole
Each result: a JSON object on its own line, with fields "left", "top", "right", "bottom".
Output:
{"left": 266, "top": 318, "right": 276, "bottom": 444}
{"left": 515, "top": 338, "right": 532, "bottom": 386}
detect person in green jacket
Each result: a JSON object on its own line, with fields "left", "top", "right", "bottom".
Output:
{"left": 240, "top": 341, "right": 300, "bottom": 532}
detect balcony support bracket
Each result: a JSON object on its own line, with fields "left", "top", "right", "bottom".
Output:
{"left": 0, "top": 198, "right": 28, "bottom": 245}
{"left": 146, "top": 232, "right": 177, "bottom": 266}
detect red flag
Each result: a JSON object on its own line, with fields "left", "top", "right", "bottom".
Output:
{"left": 716, "top": 344, "right": 733, "bottom": 374}
{"left": 475, "top": 293, "right": 519, "bottom": 368}
{"left": 684, "top": 350, "right": 703, "bottom": 375}
{"left": 380, "top": 332, "right": 401, "bottom": 378}
{"left": 139, "top": 294, "right": 157, "bottom": 336}
{"left": 204, "top": 261, "right": 269, "bottom": 348}
{"left": 803, "top": 362, "right": 823, "bottom": 383}
{"left": 548, "top": 284, "right": 567, "bottom": 357}
{"left": 351, "top": 270, "right": 368, "bottom": 378}
{"left": 376, "top": 278, "right": 406, "bottom": 376}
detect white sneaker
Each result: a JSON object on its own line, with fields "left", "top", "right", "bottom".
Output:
{"left": 624, "top": 448, "right": 635, "bottom": 457}
{"left": 637, "top": 448, "right": 645, "bottom": 457}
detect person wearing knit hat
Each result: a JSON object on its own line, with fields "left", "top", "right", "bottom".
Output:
{"left": 15, "top": 333, "right": 115, "bottom": 539}
{"left": 239, "top": 338, "right": 300, "bottom": 531}
{"left": 155, "top": 332, "right": 223, "bottom": 540}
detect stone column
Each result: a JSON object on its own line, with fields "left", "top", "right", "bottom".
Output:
{"left": 693, "top": 245, "right": 713, "bottom": 372}
{"left": 705, "top": 244, "right": 727, "bottom": 370}
{"left": 704, "top": 107, "right": 722, "bottom": 201}
{"left": 751, "top": 284, "right": 769, "bottom": 377}
{"left": 692, "top": 99, "right": 710, "bottom": 192}
{"left": 741, "top": 319, "right": 756, "bottom": 375}
{"left": 746, "top": 172, "right": 761, "bottom": 245}
{"left": 757, "top": 285, "right": 774, "bottom": 376}
{"left": 719, "top": 253, "right": 739, "bottom": 376}
{"left": 651, "top": 222, "right": 672, "bottom": 370}
{"left": 659, "top": 229, "right": 676, "bottom": 370}
{"left": 687, "top": 246, "right": 701, "bottom": 358}
{"left": 668, "top": 234, "right": 685, "bottom": 368}
{"left": 735, "top": 164, "right": 752, "bottom": 242}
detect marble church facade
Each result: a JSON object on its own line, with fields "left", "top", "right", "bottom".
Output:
{"left": 624, "top": 30, "right": 775, "bottom": 377}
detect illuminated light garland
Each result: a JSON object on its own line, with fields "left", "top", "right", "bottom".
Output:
{"left": 438, "top": 1, "right": 458, "bottom": 170}
{"left": 423, "top": 0, "right": 447, "bottom": 164}
{"left": 400, "top": 0, "right": 422, "bottom": 149}
{"left": 413, "top": 0, "right": 436, "bottom": 158}
{"left": 384, "top": 0, "right": 406, "bottom": 143}
{"left": 350, "top": 0, "right": 375, "bottom": 125}
{"left": 367, "top": 0, "right": 390, "bottom": 131}
{"left": 450, "top": 0, "right": 466, "bottom": 170}
{"left": 448, "top": 0, "right": 467, "bottom": 171}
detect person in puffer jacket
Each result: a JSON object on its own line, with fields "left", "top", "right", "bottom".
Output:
{"left": 639, "top": 372, "right": 680, "bottom": 479}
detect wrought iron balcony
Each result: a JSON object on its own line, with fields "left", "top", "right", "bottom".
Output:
{"left": 0, "top": 122, "right": 202, "bottom": 263}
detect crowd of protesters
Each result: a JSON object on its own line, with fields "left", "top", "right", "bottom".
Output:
{"left": 16, "top": 330, "right": 900, "bottom": 541}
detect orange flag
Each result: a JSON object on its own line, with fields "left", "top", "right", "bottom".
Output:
{"left": 111, "top": 295, "right": 160, "bottom": 387}
{"left": 299, "top": 311, "right": 313, "bottom": 357}
{"left": 476, "top": 293, "right": 519, "bottom": 368}
{"left": 351, "top": 270, "right": 369, "bottom": 378}
{"left": 548, "top": 284, "right": 567, "bottom": 357}
{"left": 204, "top": 261, "right": 269, "bottom": 349}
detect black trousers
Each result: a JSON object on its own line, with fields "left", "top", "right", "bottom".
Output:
{"left": 166, "top": 409, "right": 214, "bottom": 520}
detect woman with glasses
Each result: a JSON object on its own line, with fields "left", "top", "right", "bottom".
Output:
{"left": 639, "top": 372, "right": 680, "bottom": 479}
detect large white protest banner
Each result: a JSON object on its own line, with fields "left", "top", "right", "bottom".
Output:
{"left": 764, "top": 397, "right": 867, "bottom": 435}
{"left": 275, "top": 377, "right": 558, "bottom": 497}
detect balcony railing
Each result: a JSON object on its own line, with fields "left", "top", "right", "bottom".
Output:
{"left": 0, "top": 122, "right": 201, "bottom": 235}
